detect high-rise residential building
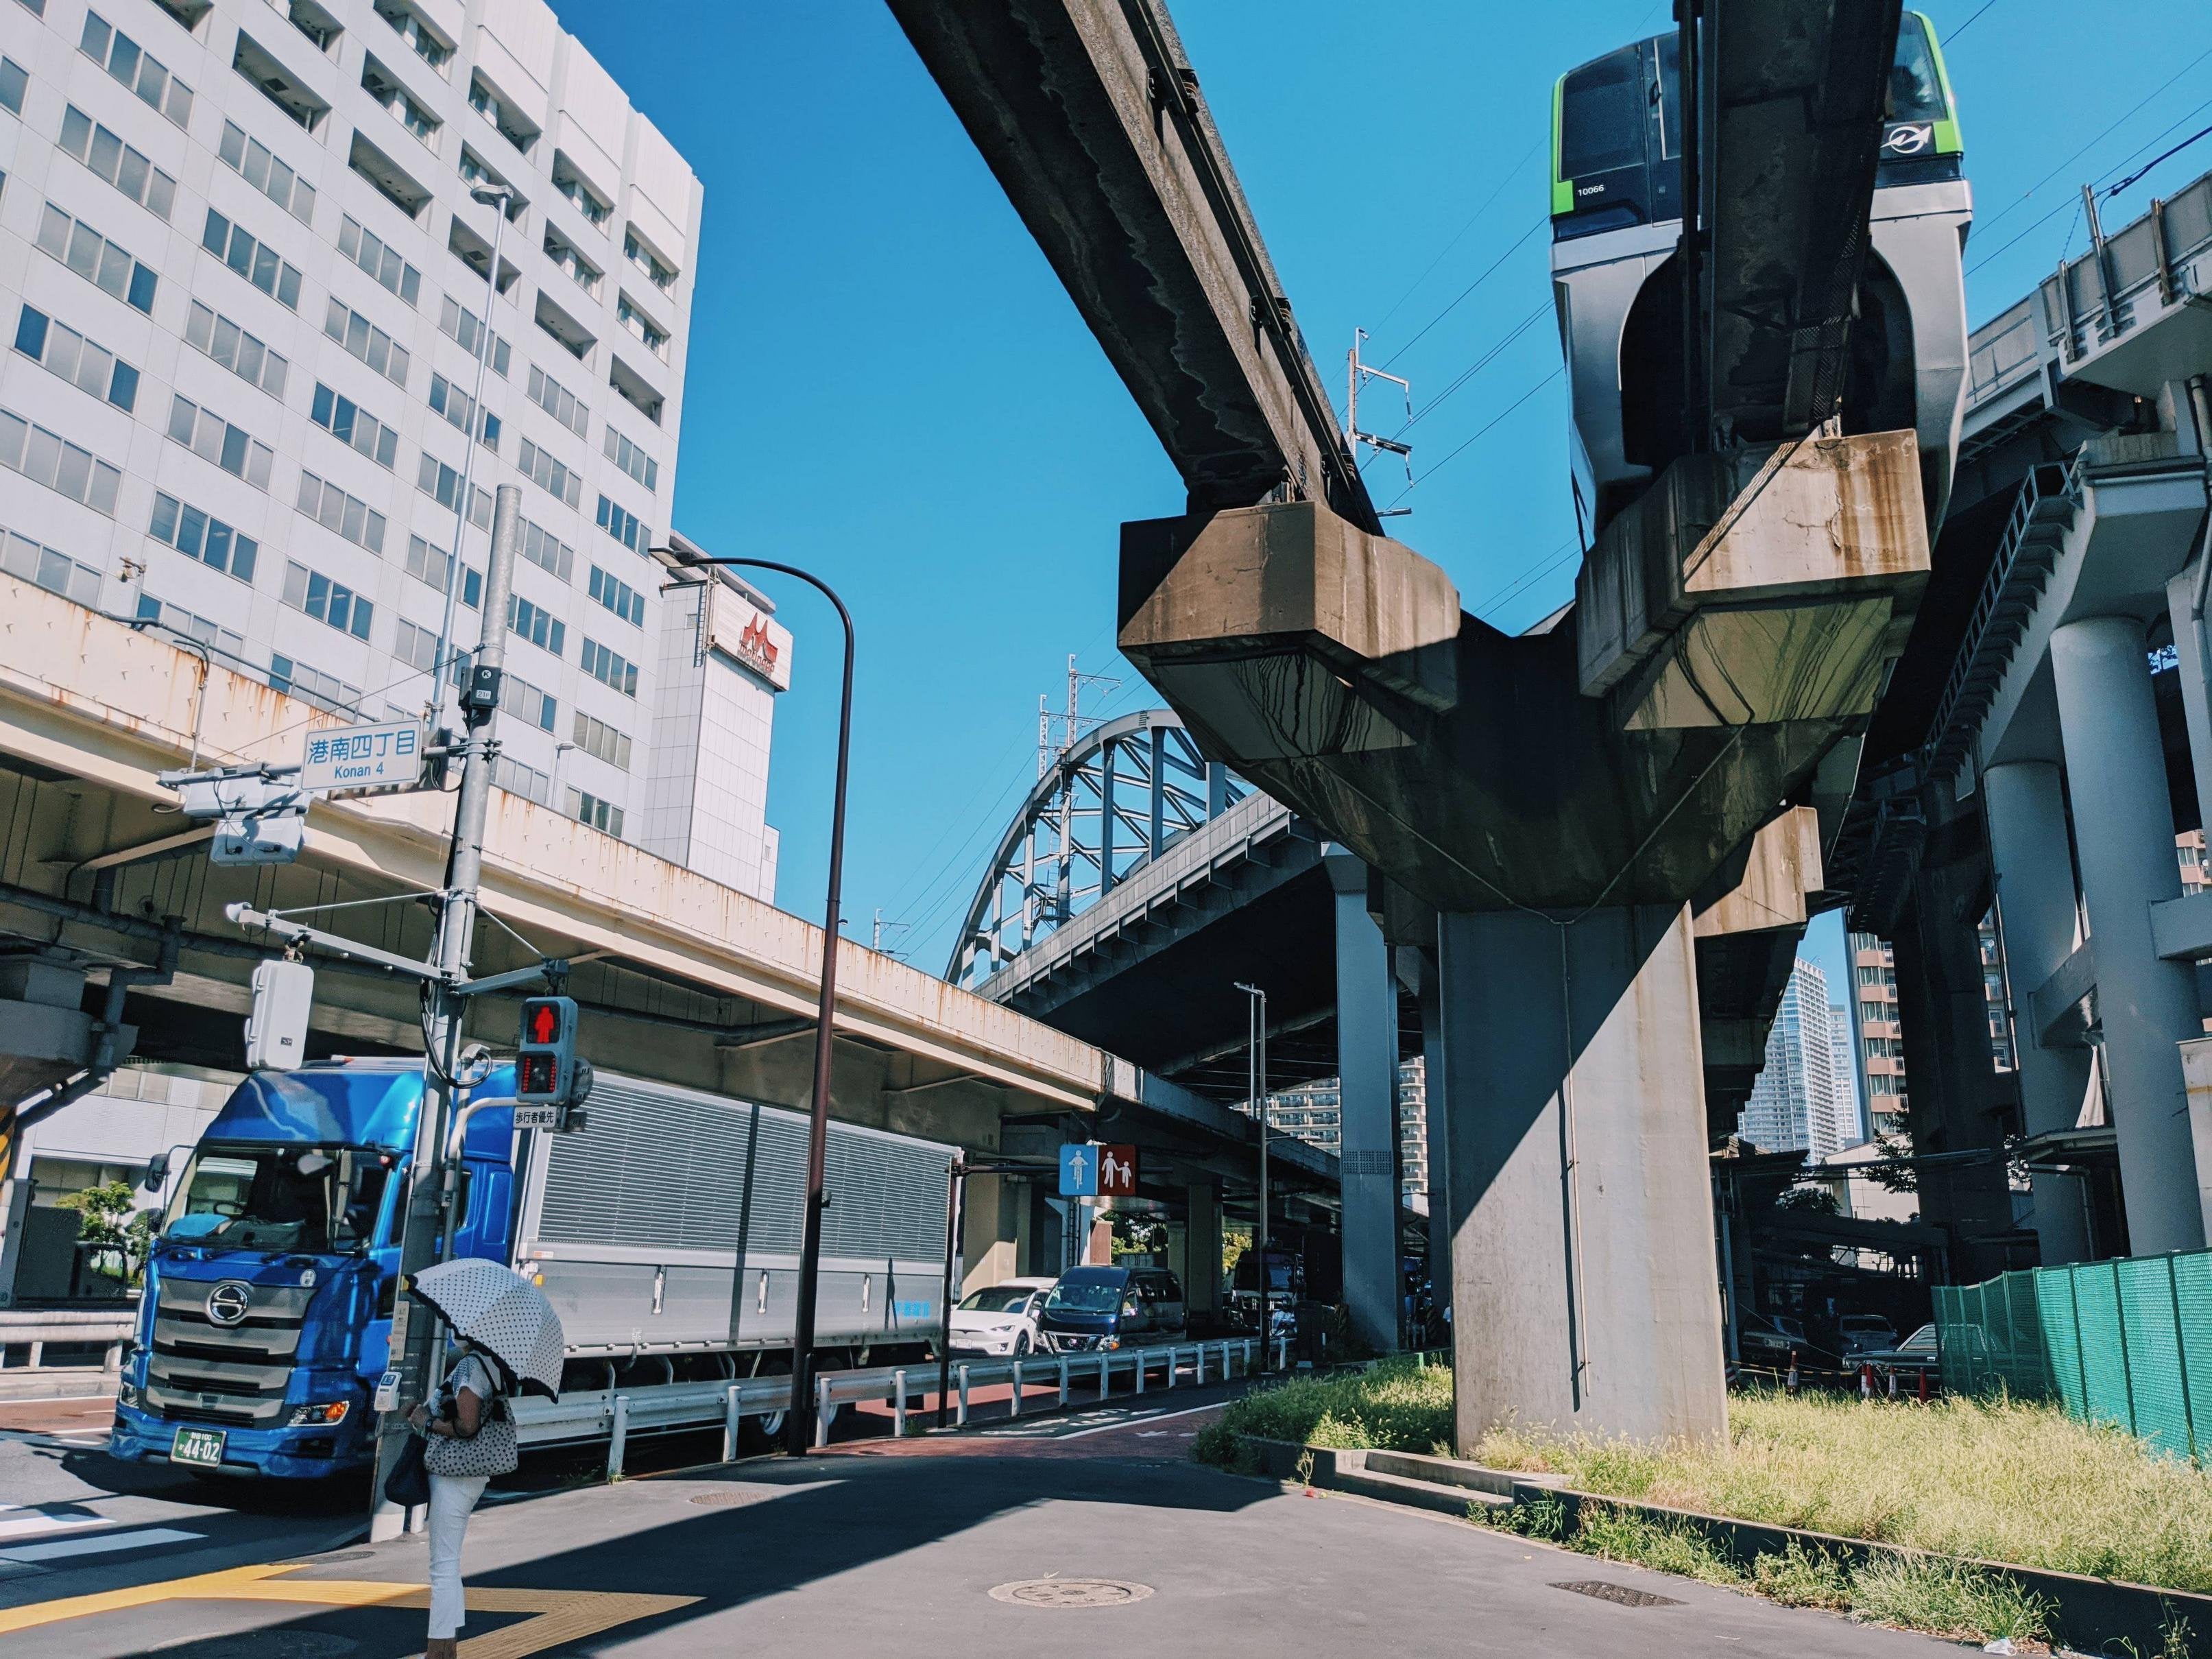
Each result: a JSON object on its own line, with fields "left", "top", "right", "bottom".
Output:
{"left": 1249, "top": 1057, "right": 1430, "bottom": 1205}
{"left": 1848, "top": 931, "right": 1908, "bottom": 1133}
{"left": 1827, "top": 1000, "right": 1864, "bottom": 1148}
{"left": 0, "top": 0, "right": 781, "bottom": 900}
{"left": 1738, "top": 957, "right": 1843, "bottom": 1161}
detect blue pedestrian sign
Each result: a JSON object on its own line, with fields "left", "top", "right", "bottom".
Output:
{"left": 1059, "top": 1143, "right": 1096, "bottom": 1197}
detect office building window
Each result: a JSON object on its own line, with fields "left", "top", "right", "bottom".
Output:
{"left": 427, "top": 374, "right": 498, "bottom": 450}
{"left": 571, "top": 711, "right": 631, "bottom": 771}
{"left": 468, "top": 73, "right": 537, "bottom": 154}
{"left": 310, "top": 383, "right": 399, "bottom": 469}
{"left": 616, "top": 294, "right": 668, "bottom": 359}
{"left": 437, "top": 295, "right": 509, "bottom": 375}
{"left": 0, "top": 403, "right": 123, "bottom": 514}
{"left": 623, "top": 230, "right": 676, "bottom": 293}
{"left": 402, "top": 533, "right": 479, "bottom": 607}
{"left": 36, "top": 202, "right": 158, "bottom": 313}
{"left": 3, "top": 527, "right": 104, "bottom": 604}
{"left": 186, "top": 302, "right": 288, "bottom": 398}
{"left": 79, "top": 11, "right": 194, "bottom": 128}
{"left": 339, "top": 214, "right": 422, "bottom": 305}
{"left": 149, "top": 493, "right": 257, "bottom": 583}
{"left": 500, "top": 671, "right": 555, "bottom": 730}
{"left": 201, "top": 208, "right": 303, "bottom": 310}
{"left": 282, "top": 560, "right": 374, "bottom": 640}
{"left": 526, "top": 364, "right": 588, "bottom": 438}
{"left": 518, "top": 438, "right": 581, "bottom": 508}
{"left": 15, "top": 305, "right": 141, "bottom": 411}
{"left": 374, "top": 0, "right": 452, "bottom": 71}
{"left": 568, "top": 790, "right": 623, "bottom": 838}
{"left": 167, "top": 394, "right": 275, "bottom": 488}
{"left": 580, "top": 638, "right": 638, "bottom": 697}
{"left": 506, "top": 593, "right": 564, "bottom": 657}
{"left": 415, "top": 452, "right": 492, "bottom": 527}
{"left": 588, "top": 566, "right": 644, "bottom": 626}
{"left": 324, "top": 298, "right": 409, "bottom": 387}
{"left": 217, "top": 120, "right": 315, "bottom": 224}
{"left": 520, "top": 518, "right": 574, "bottom": 582}
{"left": 594, "top": 493, "right": 647, "bottom": 556}
{"left": 296, "top": 470, "right": 387, "bottom": 553}
{"left": 58, "top": 106, "right": 177, "bottom": 219}
{"left": 601, "top": 426, "right": 658, "bottom": 493}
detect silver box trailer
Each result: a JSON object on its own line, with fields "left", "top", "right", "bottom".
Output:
{"left": 513, "top": 1072, "right": 953, "bottom": 1366}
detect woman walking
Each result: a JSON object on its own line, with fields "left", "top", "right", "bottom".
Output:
{"left": 400, "top": 1257, "right": 566, "bottom": 1659}
{"left": 409, "top": 1338, "right": 516, "bottom": 1656}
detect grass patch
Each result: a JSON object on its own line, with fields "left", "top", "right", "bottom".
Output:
{"left": 1201, "top": 1361, "right": 2212, "bottom": 1591}
{"left": 1847, "top": 1555, "right": 2052, "bottom": 1645}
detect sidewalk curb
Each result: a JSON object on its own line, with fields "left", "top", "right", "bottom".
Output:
{"left": 1233, "top": 1435, "right": 2211, "bottom": 1656}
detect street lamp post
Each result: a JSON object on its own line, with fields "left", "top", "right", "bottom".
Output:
{"left": 663, "top": 550, "right": 854, "bottom": 1457}
{"left": 1236, "top": 981, "right": 1268, "bottom": 1373}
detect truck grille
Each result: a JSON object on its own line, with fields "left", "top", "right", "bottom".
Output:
{"left": 145, "top": 1279, "right": 312, "bottom": 1428}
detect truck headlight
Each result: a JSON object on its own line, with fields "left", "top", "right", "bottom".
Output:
{"left": 288, "top": 1401, "right": 350, "bottom": 1427}
{"left": 1099, "top": 1337, "right": 1120, "bottom": 1350}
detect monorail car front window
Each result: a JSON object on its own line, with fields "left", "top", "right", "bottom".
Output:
{"left": 1890, "top": 16, "right": 1944, "bottom": 124}
{"left": 1559, "top": 48, "right": 1642, "bottom": 180}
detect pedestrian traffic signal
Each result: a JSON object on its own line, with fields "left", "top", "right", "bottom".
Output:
{"left": 516, "top": 995, "right": 579, "bottom": 1105}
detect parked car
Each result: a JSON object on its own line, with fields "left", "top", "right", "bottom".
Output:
{"left": 1862, "top": 1322, "right": 1940, "bottom": 1383}
{"left": 1838, "top": 1314, "right": 1899, "bottom": 1359}
{"left": 1738, "top": 1313, "right": 1813, "bottom": 1367}
{"left": 946, "top": 1276, "right": 1055, "bottom": 1357}
{"left": 1033, "top": 1265, "right": 1177, "bottom": 1353}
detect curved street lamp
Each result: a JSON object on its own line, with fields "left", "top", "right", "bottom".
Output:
{"left": 662, "top": 548, "right": 854, "bottom": 1457}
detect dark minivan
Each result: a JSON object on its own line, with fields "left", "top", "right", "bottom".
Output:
{"left": 1035, "top": 1265, "right": 1182, "bottom": 1353}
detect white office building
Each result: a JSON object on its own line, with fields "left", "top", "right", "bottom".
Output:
{"left": 1738, "top": 958, "right": 1848, "bottom": 1162}
{"left": 0, "top": 0, "right": 783, "bottom": 901}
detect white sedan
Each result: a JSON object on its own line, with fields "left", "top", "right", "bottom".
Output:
{"left": 948, "top": 1277, "right": 1055, "bottom": 1356}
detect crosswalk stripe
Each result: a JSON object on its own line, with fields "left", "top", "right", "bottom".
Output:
{"left": 0, "top": 1506, "right": 103, "bottom": 1542}
{"left": 1, "top": 1527, "right": 203, "bottom": 1564}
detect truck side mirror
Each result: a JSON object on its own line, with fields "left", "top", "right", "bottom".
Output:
{"left": 141, "top": 1151, "right": 170, "bottom": 1193}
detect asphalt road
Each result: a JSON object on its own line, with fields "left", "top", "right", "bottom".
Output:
{"left": 0, "top": 1385, "right": 1956, "bottom": 1658}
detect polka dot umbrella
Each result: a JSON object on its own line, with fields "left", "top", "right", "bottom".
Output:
{"left": 409, "top": 1257, "right": 565, "bottom": 1400}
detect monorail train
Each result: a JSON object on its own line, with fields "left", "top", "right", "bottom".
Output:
{"left": 1550, "top": 11, "right": 1970, "bottom": 538}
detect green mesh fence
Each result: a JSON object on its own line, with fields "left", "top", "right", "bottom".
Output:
{"left": 1934, "top": 1249, "right": 2211, "bottom": 1462}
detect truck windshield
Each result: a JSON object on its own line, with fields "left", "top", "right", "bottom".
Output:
{"left": 161, "top": 1143, "right": 391, "bottom": 1254}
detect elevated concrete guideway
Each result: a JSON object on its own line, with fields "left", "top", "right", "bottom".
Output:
{"left": 0, "top": 577, "right": 1334, "bottom": 1301}
{"left": 893, "top": 0, "right": 1934, "bottom": 1446}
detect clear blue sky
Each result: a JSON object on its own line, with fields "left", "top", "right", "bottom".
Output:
{"left": 552, "top": 1, "right": 2211, "bottom": 998}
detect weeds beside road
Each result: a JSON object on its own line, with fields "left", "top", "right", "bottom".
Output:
{"left": 1194, "top": 1358, "right": 2212, "bottom": 1649}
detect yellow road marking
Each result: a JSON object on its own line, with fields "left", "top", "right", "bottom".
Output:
{"left": 0, "top": 1561, "right": 696, "bottom": 1656}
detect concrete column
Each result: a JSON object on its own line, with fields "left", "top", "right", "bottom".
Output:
{"left": 959, "top": 1172, "right": 1026, "bottom": 1294}
{"left": 1327, "top": 855, "right": 1401, "bottom": 1354}
{"left": 1982, "top": 760, "right": 2095, "bottom": 1265}
{"left": 2051, "top": 614, "right": 2209, "bottom": 1254}
{"left": 2166, "top": 566, "right": 2212, "bottom": 842}
{"left": 1415, "top": 949, "right": 1452, "bottom": 1327}
{"left": 1434, "top": 903, "right": 1724, "bottom": 1446}
{"left": 1086, "top": 1210, "right": 1114, "bottom": 1265}
{"left": 1183, "top": 1180, "right": 1223, "bottom": 1320}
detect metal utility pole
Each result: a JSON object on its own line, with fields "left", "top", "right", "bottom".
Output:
{"left": 659, "top": 549, "right": 854, "bottom": 1458}
{"left": 1345, "top": 328, "right": 1413, "bottom": 497}
{"left": 424, "top": 185, "right": 514, "bottom": 729}
{"left": 370, "top": 484, "right": 523, "bottom": 1539}
{"left": 1236, "top": 981, "right": 1269, "bottom": 1373}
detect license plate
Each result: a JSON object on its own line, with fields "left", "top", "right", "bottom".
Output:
{"left": 171, "top": 1427, "right": 226, "bottom": 1469}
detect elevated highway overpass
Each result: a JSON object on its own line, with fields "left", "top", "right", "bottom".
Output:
{"left": 0, "top": 576, "right": 1338, "bottom": 1312}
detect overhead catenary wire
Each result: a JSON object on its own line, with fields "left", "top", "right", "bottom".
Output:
{"left": 1367, "top": 142, "right": 1546, "bottom": 339}
{"left": 1385, "top": 366, "right": 1563, "bottom": 508}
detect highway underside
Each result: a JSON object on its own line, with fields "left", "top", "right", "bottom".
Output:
{"left": 2, "top": 1387, "right": 1954, "bottom": 1657}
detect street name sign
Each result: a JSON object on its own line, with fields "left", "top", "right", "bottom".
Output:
{"left": 300, "top": 721, "right": 424, "bottom": 797}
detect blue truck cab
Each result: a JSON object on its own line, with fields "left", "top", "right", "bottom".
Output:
{"left": 110, "top": 1061, "right": 517, "bottom": 1480}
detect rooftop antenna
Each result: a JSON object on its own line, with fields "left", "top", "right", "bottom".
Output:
{"left": 1347, "top": 327, "right": 1415, "bottom": 515}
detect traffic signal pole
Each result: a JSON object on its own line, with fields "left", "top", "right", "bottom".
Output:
{"left": 368, "top": 483, "right": 522, "bottom": 1541}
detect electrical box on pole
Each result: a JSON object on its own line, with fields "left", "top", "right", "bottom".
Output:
{"left": 244, "top": 959, "right": 314, "bottom": 1071}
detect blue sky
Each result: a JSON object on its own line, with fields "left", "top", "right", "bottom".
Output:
{"left": 553, "top": 1, "right": 2211, "bottom": 1038}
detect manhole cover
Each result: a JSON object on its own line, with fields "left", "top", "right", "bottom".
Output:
{"left": 990, "top": 1579, "right": 1154, "bottom": 1609}
{"left": 1550, "top": 1579, "right": 1682, "bottom": 1608}
{"left": 149, "top": 1634, "right": 359, "bottom": 1658}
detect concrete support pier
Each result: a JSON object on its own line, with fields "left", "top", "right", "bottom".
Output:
{"left": 1327, "top": 855, "right": 1402, "bottom": 1353}
{"left": 1434, "top": 903, "right": 1725, "bottom": 1447}
{"left": 2050, "top": 614, "right": 2208, "bottom": 1254}
{"left": 1982, "top": 760, "right": 2095, "bottom": 1265}
{"left": 1182, "top": 1180, "right": 1223, "bottom": 1322}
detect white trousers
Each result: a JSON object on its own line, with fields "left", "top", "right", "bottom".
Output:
{"left": 426, "top": 1471, "right": 489, "bottom": 1640}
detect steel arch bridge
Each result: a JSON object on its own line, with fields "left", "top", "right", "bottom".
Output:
{"left": 947, "top": 711, "right": 1247, "bottom": 987}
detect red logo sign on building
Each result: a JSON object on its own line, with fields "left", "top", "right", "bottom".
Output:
{"left": 736, "top": 612, "right": 780, "bottom": 681}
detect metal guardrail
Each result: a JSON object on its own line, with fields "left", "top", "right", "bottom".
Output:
{"left": 512, "top": 1337, "right": 1276, "bottom": 1478}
